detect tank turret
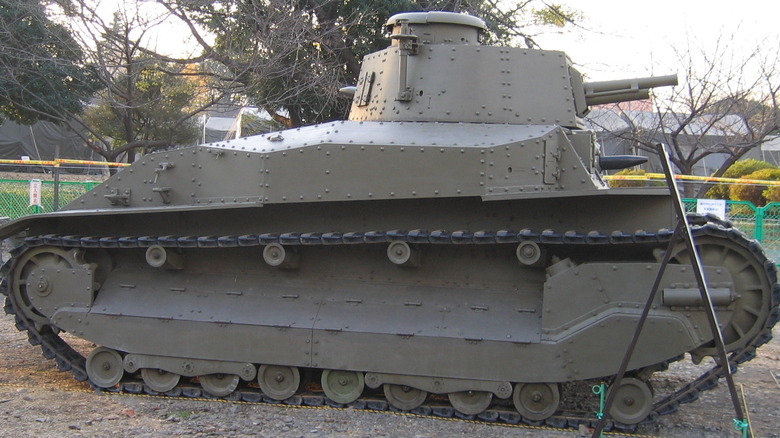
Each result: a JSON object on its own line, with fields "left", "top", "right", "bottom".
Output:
{"left": 346, "top": 11, "right": 677, "bottom": 128}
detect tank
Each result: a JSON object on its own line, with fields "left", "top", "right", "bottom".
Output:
{"left": 1, "top": 11, "right": 778, "bottom": 428}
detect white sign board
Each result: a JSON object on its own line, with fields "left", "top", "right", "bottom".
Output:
{"left": 696, "top": 199, "right": 726, "bottom": 220}
{"left": 29, "top": 179, "right": 42, "bottom": 207}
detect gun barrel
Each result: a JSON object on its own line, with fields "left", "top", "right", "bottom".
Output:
{"left": 584, "top": 74, "right": 677, "bottom": 106}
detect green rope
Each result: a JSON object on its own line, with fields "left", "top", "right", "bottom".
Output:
{"left": 733, "top": 418, "right": 748, "bottom": 438}
{"left": 591, "top": 383, "right": 607, "bottom": 438}
{"left": 592, "top": 383, "right": 606, "bottom": 419}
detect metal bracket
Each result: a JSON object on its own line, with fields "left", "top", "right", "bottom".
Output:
{"left": 153, "top": 162, "right": 174, "bottom": 184}
{"left": 543, "top": 141, "right": 560, "bottom": 184}
{"left": 356, "top": 71, "right": 375, "bottom": 107}
{"left": 123, "top": 354, "right": 256, "bottom": 380}
{"left": 104, "top": 188, "right": 131, "bottom": 206}
{"left": 390, "top": 20, "right": 418, "bottom": 102}
{"left": 152, "top": 187, "right": 172, "bottom": 204}
{"left": 364, "top": 372, "right": 512, "bottom": 398}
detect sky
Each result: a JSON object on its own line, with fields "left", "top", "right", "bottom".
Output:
{"left": 90, "top": 0, "right": 204, "bottom": 58}
{"left": 94, "top": 0, "right": 780, "bottom": 80}
{"left": 92, "top": 0, "right": 778, "bottom": 88}
{"left": 527, "top": 0, "right": 780, "bottom": 81}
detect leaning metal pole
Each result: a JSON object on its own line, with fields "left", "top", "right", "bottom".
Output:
{"left": 591, "top": 144, "right": 745, "bottom": 437}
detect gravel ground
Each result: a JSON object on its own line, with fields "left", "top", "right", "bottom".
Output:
{"left": 0, "top": 313, "right": 778, "bottom": 438}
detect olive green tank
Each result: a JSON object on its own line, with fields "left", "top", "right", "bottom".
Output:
{"left": 1, "top": 11, "right": 778, "bottom": 428}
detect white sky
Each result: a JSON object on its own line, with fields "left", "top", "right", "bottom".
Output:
{"left": 528, "top": 0, "right": 780, "bottom": 81}
{"left": 92, "top": 0, "right": 778, "bottom": 86}
{"left": 90, "top": 0, "right": 203, "bottom": 58}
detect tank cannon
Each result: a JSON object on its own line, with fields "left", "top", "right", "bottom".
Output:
{"left": 582, "top": 74, "right": 679, "bottom": 107}
{"left": 0, "top": 11, "right": 776, "bottom": 431}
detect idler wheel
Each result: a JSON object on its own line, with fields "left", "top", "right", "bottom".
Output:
{"left": 667, "top": 236, "right": 772, "bottom": 360}
{"left": 387, "top": 241, "right": 420, "bottom": 267}
{"left": 257, "top": 365, "right": 300, "bottom": 401}
{"left": 10, "top": 246, "right": 85, "bottom": 329}
{"left": 141, "top": 368, "right": 180, "bottom": 393}
{"left": 607, "top": 378, "right": 653, "bottom": 425}
{"left": 200, "top": 373, "right": 240, "bottom": 397}
{"left": 262, "top": 243, "right": 299, "bottom": 269}
{"left": 448, "top": 390, "right": 493, "bottom": 415}
{"left": 512, "top": 382, "right": 560, "bottom": 421}
{"left": 86, "top": 347, "right": 124, "bottom": 388}
{"left": 383, "top": 384, "right": 428, "bottom": 411}
{"left": 321, "top": 370, "right": 364, "bottom": 404}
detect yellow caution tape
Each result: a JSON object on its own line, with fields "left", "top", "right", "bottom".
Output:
{"left": 604, "top": 173, "right": 780, "bottom": 186}
{"left": 55, "top": 158, "right": 129, "bottom": 167}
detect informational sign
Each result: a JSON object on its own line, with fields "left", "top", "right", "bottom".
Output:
{"left": 29, "top": 179, "right": 42, "bottom": 207}
{"left": 696, "top": 198, "right": 726, "bottom": 220}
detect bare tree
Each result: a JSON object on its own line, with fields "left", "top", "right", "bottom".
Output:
{"left": 0, "top": 0, "right": 230, "bottom": 162}
{"left": 152, "top": 0, "right": 580, "bottom": 128}
{"left": 591, "top": 36, "right": 780, "bottom": 197}
{"left": 53, "top": 1, "right": 232, "bottom": 162}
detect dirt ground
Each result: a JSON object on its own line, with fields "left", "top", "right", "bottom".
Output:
{"left": 0, "top": 313, "right": 777, "bottom": 438}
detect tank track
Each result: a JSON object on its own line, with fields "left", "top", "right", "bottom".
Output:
{"left": 2, "top": 216, "right": 779, "bottom": 433}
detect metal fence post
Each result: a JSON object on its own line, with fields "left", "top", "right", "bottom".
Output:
{"left": 53, "top": 161, "right": 60, "bottom": 211}
{"left": 755, "top": 205, "right": 765, "bottom": 242}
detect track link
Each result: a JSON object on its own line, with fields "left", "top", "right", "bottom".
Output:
{"left": 2, "top": 216, "right": 778, "bottom": 433}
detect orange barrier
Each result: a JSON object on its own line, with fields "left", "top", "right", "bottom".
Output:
{"left": 0, "top": 159, "right": 129, "bottom": 167}
{"left": 55, "top": 159, "right": 129, "bottom": 167}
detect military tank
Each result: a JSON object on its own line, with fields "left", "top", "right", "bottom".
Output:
{"left": 1, "top": 11, "right": 778, "bottom": 428}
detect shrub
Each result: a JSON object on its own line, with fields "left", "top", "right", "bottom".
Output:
{"left": 764, "top": 185, "right": 780, "bottom": 204}
{"left": 706, "top": 159, "right": 777, "bottom": 199}
{"left": 729, "top": 168, "right": 780, "bottom": 206}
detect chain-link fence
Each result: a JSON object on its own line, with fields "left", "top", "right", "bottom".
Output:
{"left": 682, "top": 199, "right": 780, "bottom": 264}
{"left": 754, "top": 203, "right": 780, "bottom": 264}
{"left": 0, "top": 179, "right": 97, "bottom": 219}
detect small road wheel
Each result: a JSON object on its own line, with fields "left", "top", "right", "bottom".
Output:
{"left": 257, "top": 365, "right": 300, "bottom": 400}
{"left": 512, "top": 382, "right": 560, "bottom": 421}
{"left": 200, "top": 373, "right": 239, "bottom": 397}
{"left": 608, "top": 378, "right": 653, "bottom": 425}
{"left": 448, "top": 390, "right": 493, "bottom": 415}
{"left": 141, "top": 368, "right": 180, "bottom": 393}
{"left": 383, "top": 384, "right": 427, "bottom": 411}
{"left": 321, "top": 370, "right": 364, "bottom": 404}
{"left": 86, "top": 347, "right": 124, "bottom": 388}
